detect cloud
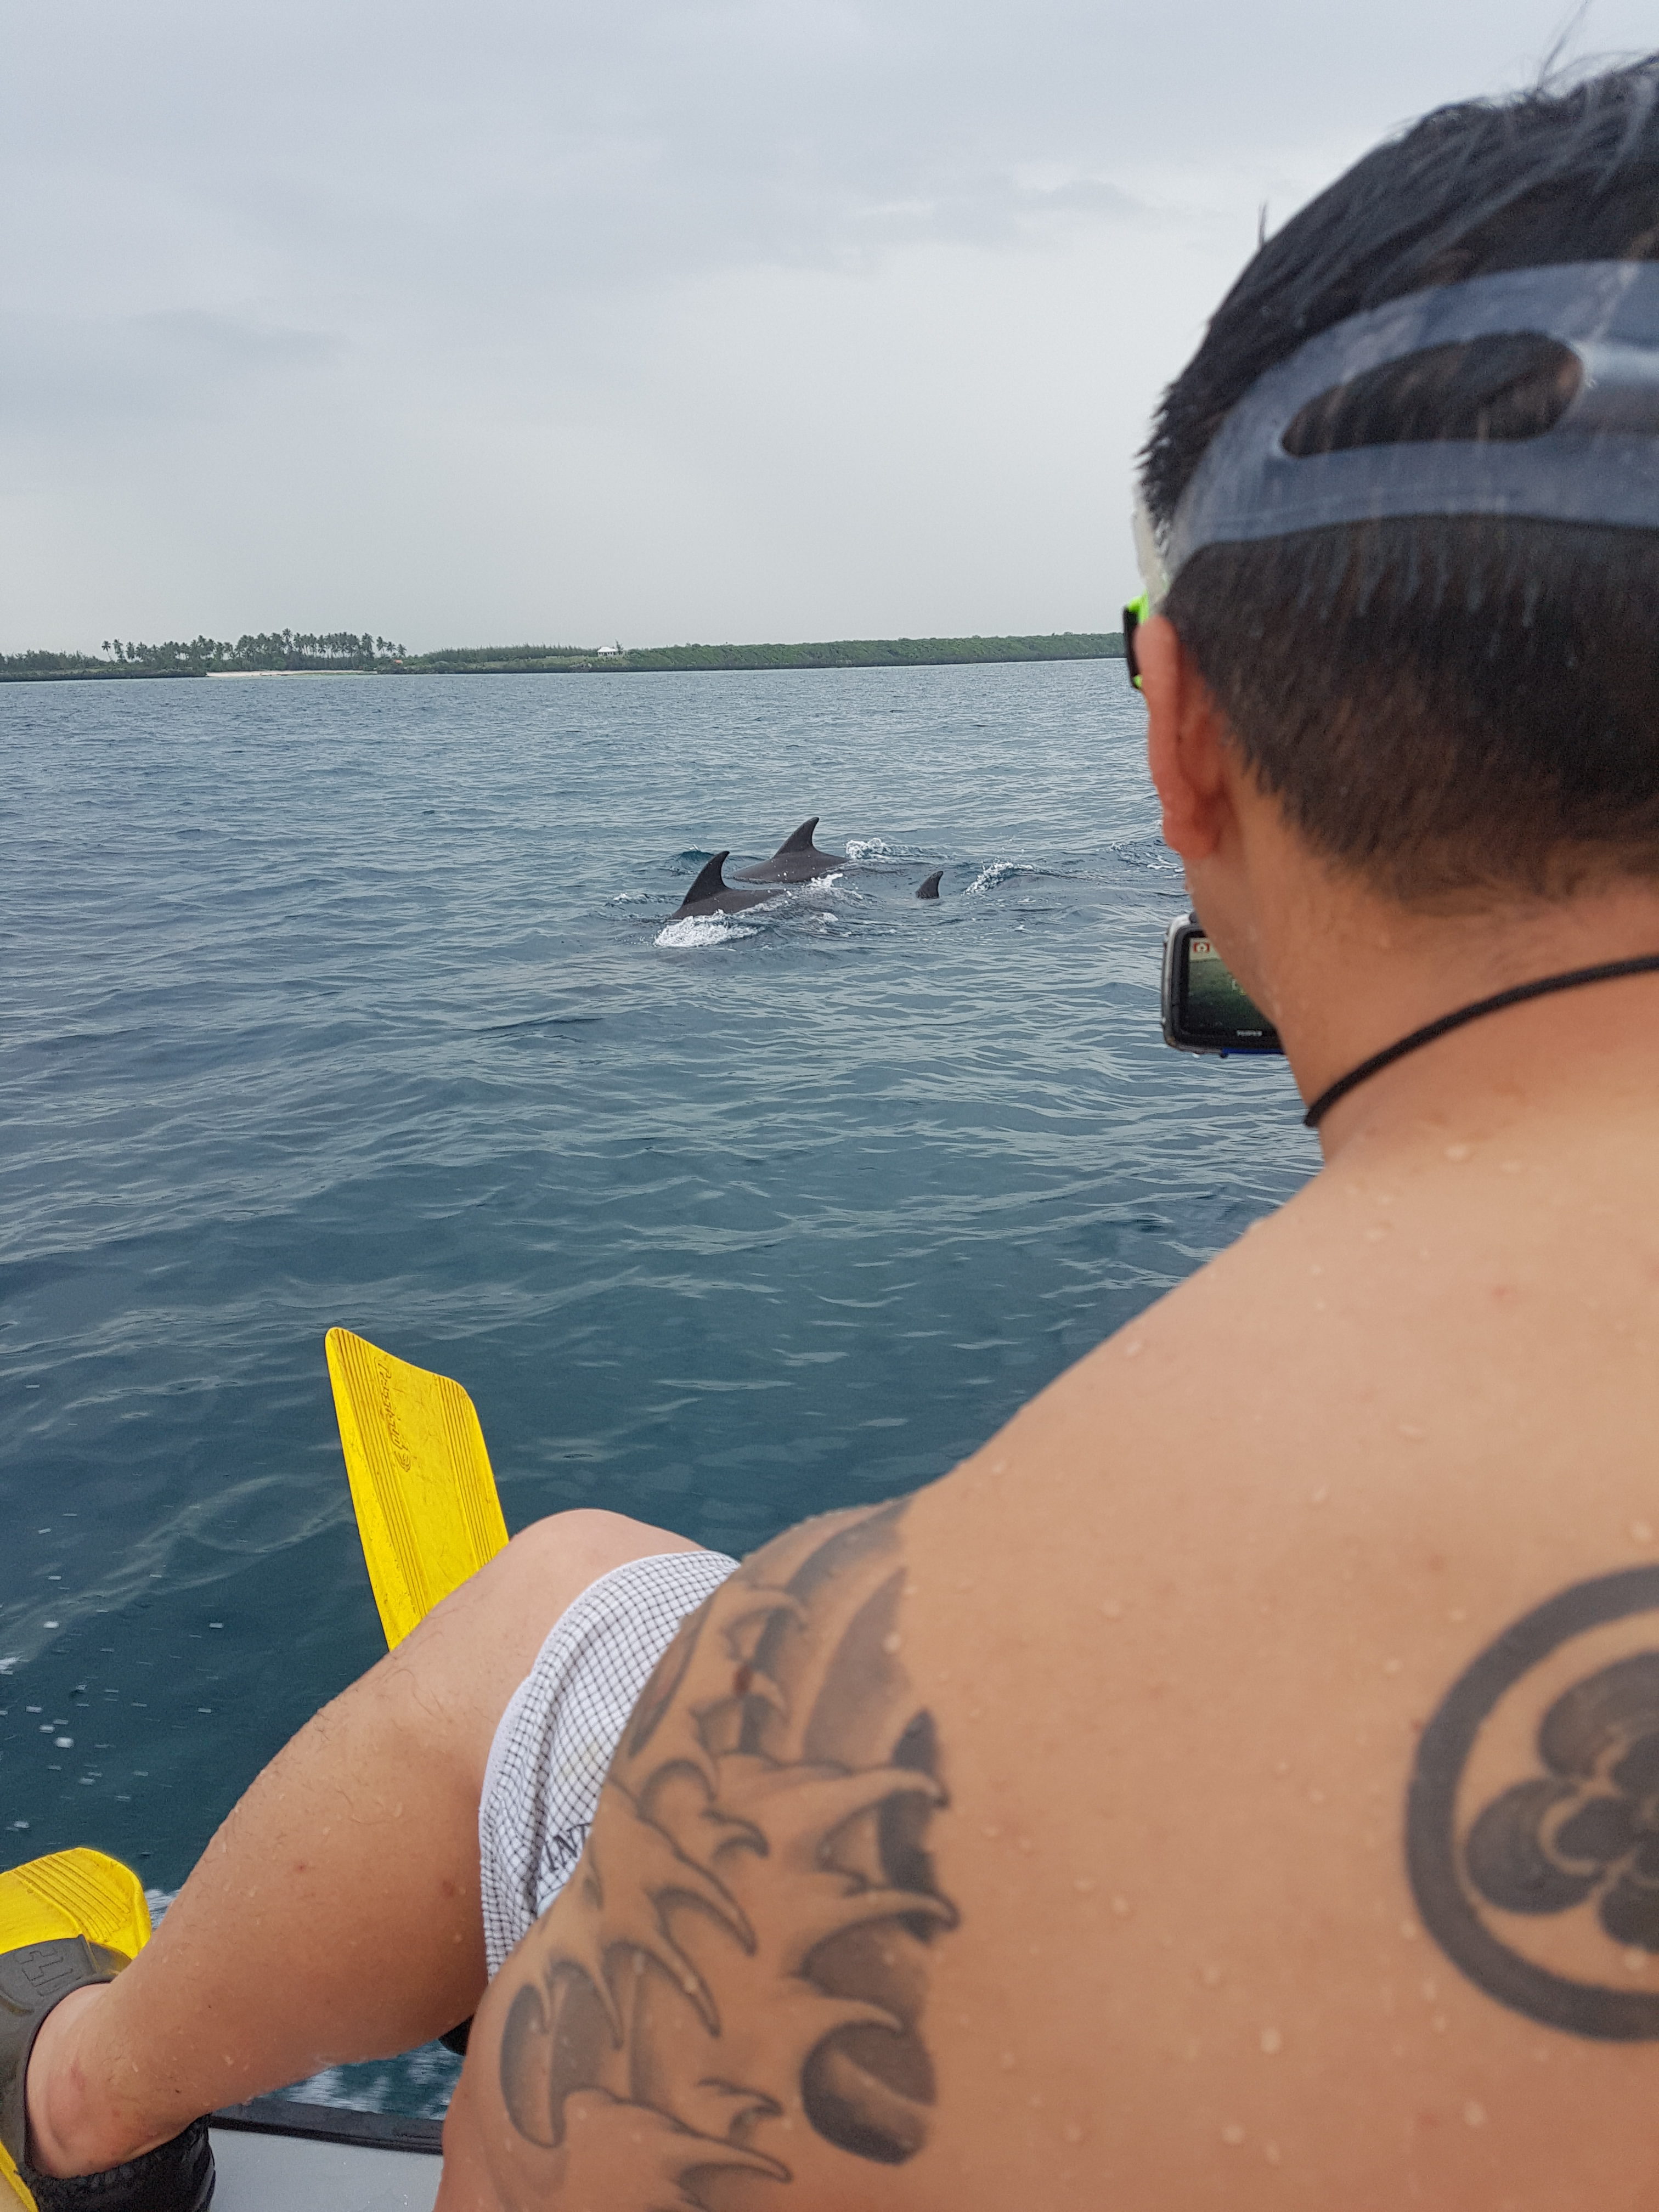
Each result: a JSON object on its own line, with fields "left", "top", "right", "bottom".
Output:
{"left": 1, "top": 0, "right": 1655, "bottom": 646}
{"left": 0, "top": 311, "right": 341, "bottom": 432}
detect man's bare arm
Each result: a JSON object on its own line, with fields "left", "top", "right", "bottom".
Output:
{"left": 445, "top": 1499, "right": 960, "bottom": 2210}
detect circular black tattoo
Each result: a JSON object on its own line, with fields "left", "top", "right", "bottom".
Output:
{"left": 1409, "top": 1565, "right": 1659, "bottom": 2039}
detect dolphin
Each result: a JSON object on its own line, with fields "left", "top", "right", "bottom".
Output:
{"left": 669, "top": 851, "right": 781, "bottom": 919}
{"left": 735, "top": 817, "right": 844, "bottom": 883}
{"left": 916, "top": 870, "right": 943, "bottom": 900}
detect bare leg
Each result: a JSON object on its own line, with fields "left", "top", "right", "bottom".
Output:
{"left": 22, "top": 1509, "right": 706, "bottom": 2177}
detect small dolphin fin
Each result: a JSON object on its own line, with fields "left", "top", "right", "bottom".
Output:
{"left": 774, "top": 817, "right": 820, "bottom": 855}
{"left": 680, "top": 851, "right": 732, "bottom": 905}
{"left": 916, "top": 870, "right": 943, "bottom": 900}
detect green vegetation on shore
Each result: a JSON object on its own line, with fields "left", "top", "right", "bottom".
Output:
{"left": 1, "top": 629, "right": 1124, "bottom": 683}
{"left": 0, "top": 631, "right": 406, "bottom": 681}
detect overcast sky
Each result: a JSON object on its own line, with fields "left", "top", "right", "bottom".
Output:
{"left": 2, "top": 1, "right": 1652, "bottom": 652}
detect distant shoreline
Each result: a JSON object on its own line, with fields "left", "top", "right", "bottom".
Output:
{"left": 1, "top": 631, "right": 1125, "bottom": 684}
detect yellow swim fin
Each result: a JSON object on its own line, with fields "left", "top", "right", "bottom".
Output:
{"left": 0, "top": 1848, "right": 150, "bottom": 1963}
{"left": 325, "top": 1327, "right": 510, "bottom": 1648}
{"left": 0, "top": 1850, "right": 151, "bottom": 2210}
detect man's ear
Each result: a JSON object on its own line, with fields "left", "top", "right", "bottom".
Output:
{"left": 1139, "top": 614, "right": 1235, "bottom": 864}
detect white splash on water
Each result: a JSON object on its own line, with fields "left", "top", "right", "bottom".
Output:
{"left": 654, "top": 915, "right": 756, "bottom": 949}
{"left": 966, "top": 860, "right": 1022, "bottom": 894}
{"left": 793, "top": 871, "right": 856, "bottom": 902}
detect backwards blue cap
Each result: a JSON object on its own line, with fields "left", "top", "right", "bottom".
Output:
{"left": 1135, "top": 260, "right": 1659, "bottom": 606}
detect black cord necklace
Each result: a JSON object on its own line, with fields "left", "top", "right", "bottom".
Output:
{"left": 1302, "top": 952, "right": 1659, "bottom": 1130}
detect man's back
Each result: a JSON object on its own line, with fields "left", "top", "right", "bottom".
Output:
{"left": 904, "top": 990, "right": 1659, "bottom": 2206}
{"left": 463, "top": 981, "right": 1659, "bottom": 2210}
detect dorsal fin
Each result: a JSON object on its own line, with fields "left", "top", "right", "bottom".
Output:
{"left": 775, "top": 817, "right": 820, "bottom": 854}
{"left": 916, "top": 870, "right": 943, "bottom": 900}
{"left": 681, "top": 851, "right": 731, "bottom": 905}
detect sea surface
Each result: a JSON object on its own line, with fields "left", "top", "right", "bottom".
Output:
{"left": 0, "top": 660, "right": 1316, "bottom": 2109}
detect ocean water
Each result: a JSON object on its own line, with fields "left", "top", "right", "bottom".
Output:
{"left": 0, "top": 661, "right": 1316, "bottom": 2108}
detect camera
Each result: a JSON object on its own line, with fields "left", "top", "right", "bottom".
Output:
{"left": 1160, "top": 914, "right": 1283, "bottom": 1056}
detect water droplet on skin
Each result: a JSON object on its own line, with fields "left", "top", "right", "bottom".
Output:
{"left": 1398, "top": 1424, "right": 1425, "bottom": 1441}
{"left": 1432, "top": 2015, "right": 1448, "bottom": 2032}
{"left": 1445, "top": 1143, "right": 1472, "bottom": 1162}
{"left": 1101, "top": 1600, "right": 1122, "bottom": 1620}
{"left": 1000, "top": 2051, "right": 1017, "bottom": 2070}
{"left": 1501, "top": 1160, "right": 1522, "bottom": 1173}
{"left": 1201, "top": 1964, "right": 1223, "bottom": 1988}
{"left": 1365, "top": 1227, "right": 1387, "bottom": 1243}
{"left": 882, "top": 1631, "right": 902, "bottom": 1655}
{"left": 1309, "top": 1262, "right": 1323, "bottom": 1277}
{"left": 1111, "top": 1895, "right": 1131, "bottom": 1916}
{"left": 1308, "top": 1788, "right": 1325, "bottom": 1805}
{"left": 1632, "top": 1522, "right": 1654, "bottom": 1547}
{"left": 1421, "top": 1978, "right": 1438, "bottom": 2002}
{"left": 1124, "top": 1340, "right": 1144, "bottom": 1359}
{"left": 1448, "top": 1607, "right": 1468, "bottom": 1623}
{"left": 1222, "top": 2123, "right": 1246, "bottom": 2146}
{"left": 1063, "top": 2123, "right": 1084, "bottom": 2145}
{"left": 1310, "top": 1487, "right": 1329, "bottom": 1506}
{"left": 1464, "top": 2101, "right": 1486, "bottom": 2129}
{"left": 1075, "top": 1877, "right": 1096, "bottom": 1894}
{"left": 1261, "top": 2028, "right": 1283, "bottom": 2055}
{"left": 1383, "top": 1658, "right": 1403, "bottom": 1676}
{"left": 990, "top": 1460, "right": 1006, "bottom": 1475}
{"left": 1018, "top": 1836, "right": 1035, "bottom": 1853}
{"left": 982, "top": 1824, "right": 1000, "bottom": 1839}
{"left": 1264, "top": 2141, "right": 1282, "bottom": 2166}
{"left": 1624, "top": 1948, "right": 1650, "bottom": 1974}
{"left": 1400, "top": 1920, "right": 1420, "bottom": 1942}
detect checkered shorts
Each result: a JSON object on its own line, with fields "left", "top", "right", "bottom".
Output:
{"left": 477, "top": 1547, "right": 740, "bottom": 1977}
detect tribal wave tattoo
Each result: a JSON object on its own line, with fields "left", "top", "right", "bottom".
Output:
{"left": 495, "top": 1500, "right": 957, "bottom": 2205}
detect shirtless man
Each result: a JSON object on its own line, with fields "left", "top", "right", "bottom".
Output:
{"left": 11, "top": 53, "right": 1659, "bottom": 2212}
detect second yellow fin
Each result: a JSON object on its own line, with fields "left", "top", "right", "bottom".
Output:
{"left": 0, "top": 1848, "right": 150, "bottom": 1962}
{"left": 325, "top": 1327, "right": 510, "bottom": 1647}
{"left": 0, "top": 1849, "right": 152, "bottom": 2212}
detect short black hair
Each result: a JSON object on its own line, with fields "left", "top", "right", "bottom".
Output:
{"left": 1144, "top": 58, "right": 1659, "bottom": 903}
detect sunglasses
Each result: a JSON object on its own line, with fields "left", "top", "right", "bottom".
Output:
{"left": 1121, "top": 591, "right": 1148, "bottom": 690}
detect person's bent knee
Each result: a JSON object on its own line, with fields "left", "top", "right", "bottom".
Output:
{"left": 498, "top": 1507, "right": 704, "bottom": 1595}
{"left": 447, "top": 1508, "right": 706, "bottom": 1678}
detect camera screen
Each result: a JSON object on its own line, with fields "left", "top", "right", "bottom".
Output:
{"left": 1183, "top": 936, "right": 1275, "bottom": 1042}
